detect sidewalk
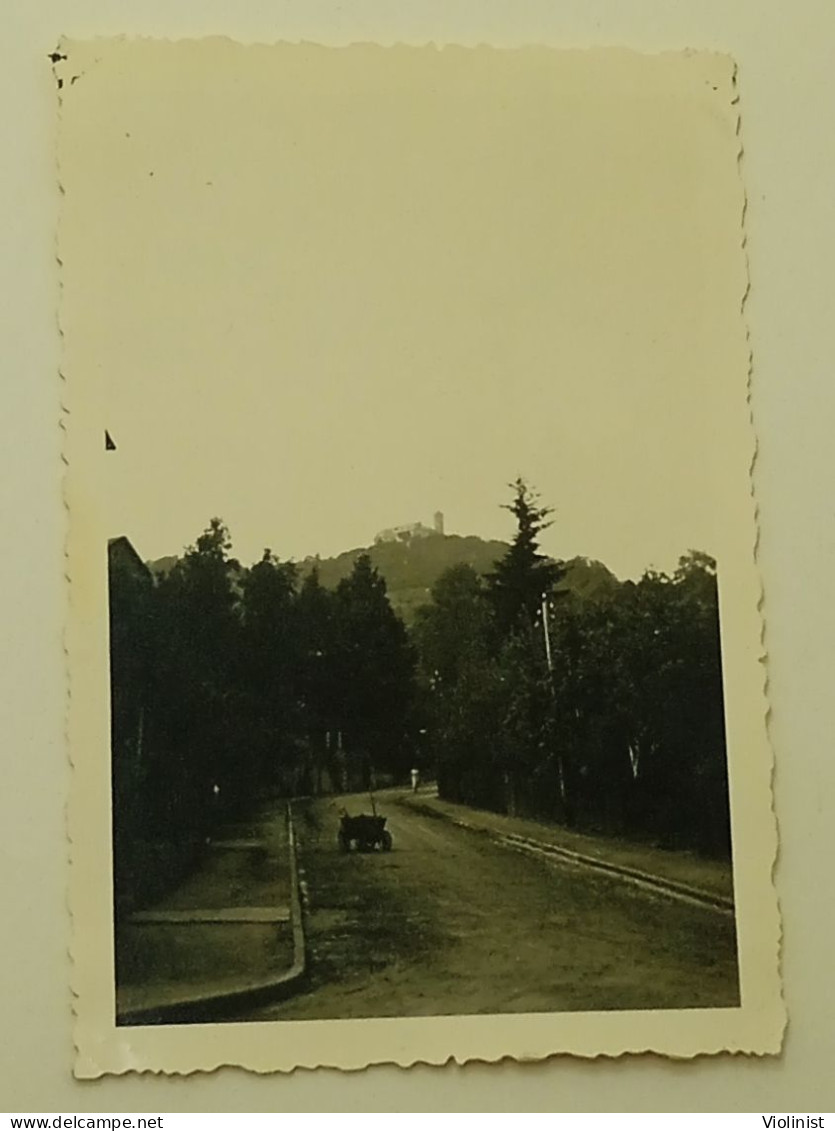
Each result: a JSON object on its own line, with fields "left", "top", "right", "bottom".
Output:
{"left": 116, "top": 800, "right": 305, "bottom": 1025}
{"left": 396, "top": 787, "right": 734, "bottom": 910}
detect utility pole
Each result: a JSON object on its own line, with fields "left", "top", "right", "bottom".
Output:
{"left": 541, "top": 593, "right": 553, "bottom": 674}
{"left": 541, "top": 593, "right": 567, "bottom": 810}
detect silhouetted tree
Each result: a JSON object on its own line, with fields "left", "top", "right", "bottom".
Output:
{"left": 332, "top": 554, "right": 416, "bottom": 785}
{"left": 295, "top": 567, "right": 343, "bottom": 792}
{"left": 413, "top": 564, "right": 494, "bottom": 688}
{"left": 487, "top": 478, "right": 564, "bottom": 636}
{"left": 413, "top": 564, "right": 500, "bottom": 804}
{"left": 154, "top": 517, "right": 242, "bottom": 816}
{"left": 239, "top": 549, "right": 300, "bottom": 789}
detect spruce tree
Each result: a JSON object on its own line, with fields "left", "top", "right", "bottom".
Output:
{"left": 487, "top": 478, "right": 563, "bottom": 635}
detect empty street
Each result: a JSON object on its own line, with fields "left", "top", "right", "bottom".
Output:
{"left": 236, "top": 791, "right": 739, "bottom": 1023}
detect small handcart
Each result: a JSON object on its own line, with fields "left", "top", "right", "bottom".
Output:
{"left": 338, "top": 811, "right": 393, "bottom": 852}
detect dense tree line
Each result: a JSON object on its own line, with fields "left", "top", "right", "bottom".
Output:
{"left": 110, "top": 483, "right": 732, "bottom": 912}
{"left": 413, "top": 482, "right": 731, "bottom": 857}
{"left": 109, "top": 520, "right": 414, "bottom": 912}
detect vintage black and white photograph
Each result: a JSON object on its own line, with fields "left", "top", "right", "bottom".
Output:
{"left": 109, "top": 496, "right": 738, "bottom": 1026}
{"left": 61, "top": 40, "right": 782, "bottom": 1073}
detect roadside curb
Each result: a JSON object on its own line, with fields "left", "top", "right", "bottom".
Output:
{"left": 398, "top": 796, "right": 734, "bottom": 916}
{"left": 117, "top": 802, "right": 307, "bottom": 1027}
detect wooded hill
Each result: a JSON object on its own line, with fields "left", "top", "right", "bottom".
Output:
{"left": 149, "top": 533, "right": 619, "bottom": 624}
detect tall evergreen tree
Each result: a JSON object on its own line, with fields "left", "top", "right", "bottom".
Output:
{"left": 333, "top": 553, "right": 415, "bottom": 783}
{"left": 296, "top": 566, "right": 343, "bottom": 791}
{"left": 154, "top": 517, "right": 242, "bottom": 812}
{"left": 487, "top": 478, "right": 563, "bottom": 635}
{"left": 297, "top": 566, "right": 337, "bottom": 727}
{"left": 239, "top": 549, "right": 300, "bottom": 787}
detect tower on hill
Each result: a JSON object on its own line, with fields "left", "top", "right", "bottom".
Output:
{"left": 374, "top": 510, "right": 446, "bottom": 545}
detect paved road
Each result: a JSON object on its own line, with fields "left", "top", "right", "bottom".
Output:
{"left": 239, "top": 791, "right": 739, "bottom": 1022}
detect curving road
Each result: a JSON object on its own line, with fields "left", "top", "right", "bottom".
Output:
{"left": 237, "top": 790, "right": 739, "bottom": 1022}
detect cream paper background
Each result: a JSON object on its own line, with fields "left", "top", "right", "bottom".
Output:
{"left": 2, "top": 0, "right": 833, "bottom": 1112}
{"left": 61, "top": 40, "right": 779, "bottom": 1076}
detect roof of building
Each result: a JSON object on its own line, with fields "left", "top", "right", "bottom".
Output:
{"left": 108, "top": 535, "right": 153, "bottom": 579}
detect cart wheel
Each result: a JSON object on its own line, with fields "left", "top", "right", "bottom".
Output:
{"left": 381, "top": 830, "right": 393, "bottom": 852}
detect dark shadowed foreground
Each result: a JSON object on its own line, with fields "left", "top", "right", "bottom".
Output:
{"left": 237, "top": 793, "right": 739, "bottom": 1023}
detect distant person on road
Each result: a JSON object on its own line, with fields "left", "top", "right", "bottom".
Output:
{"left": 410, "top": 767, "right": 419, "bottom": 792}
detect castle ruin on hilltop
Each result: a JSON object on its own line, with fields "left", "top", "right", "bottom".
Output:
{"left": 374, "top": 511, "right": 445, "bottom": 545}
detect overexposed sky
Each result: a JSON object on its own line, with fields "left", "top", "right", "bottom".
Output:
{"left": 60, "top": 42, "right": 748, "bottom": 579}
